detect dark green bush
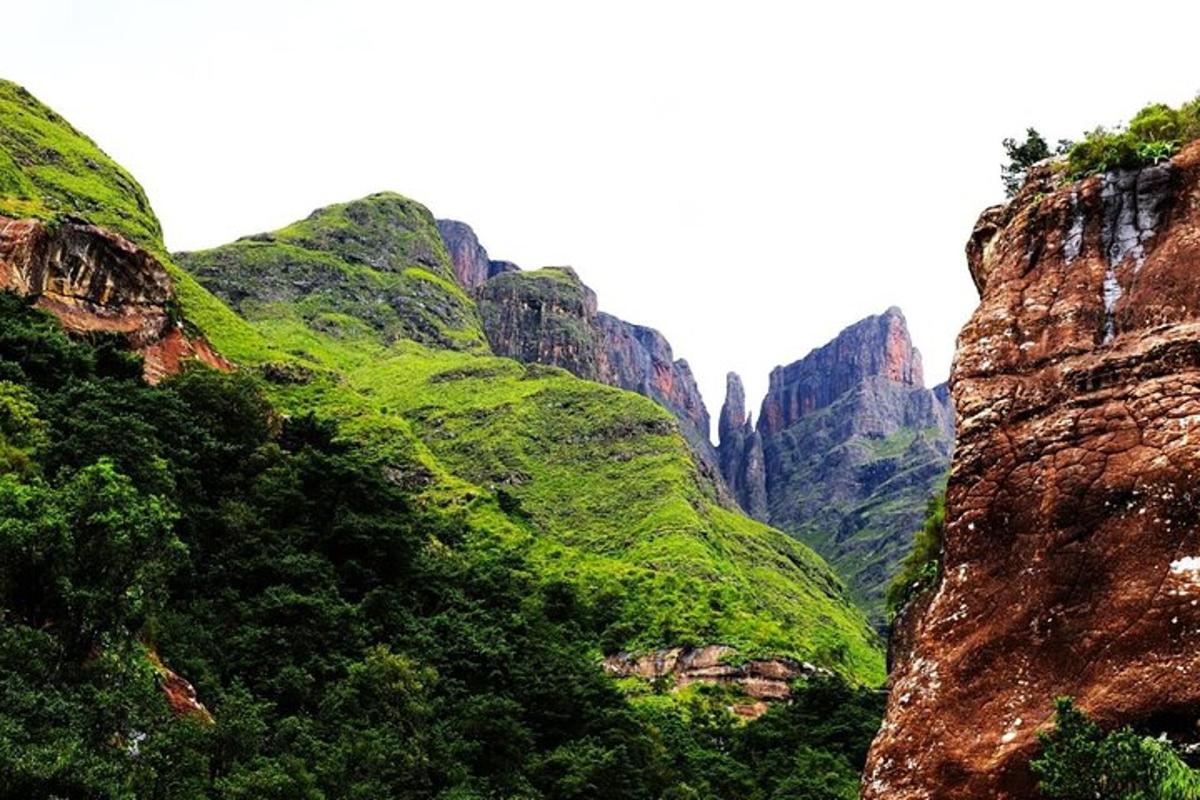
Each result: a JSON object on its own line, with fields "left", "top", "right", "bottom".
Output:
{"left": 1003, "top": 129, "right": 1071, "bottom": 197}
{"left": 1033, "top": 697, "right": 1200, "bottom": 800}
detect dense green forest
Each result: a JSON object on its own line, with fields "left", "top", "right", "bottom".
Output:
{"left": 0, "top": 292, "right": 883, "bottom": 798}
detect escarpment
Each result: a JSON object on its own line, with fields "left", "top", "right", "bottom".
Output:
{"left": 719, "top": 309, "right": 954, "bottom": 624}
{"left": 864, "top": 142, "right": 1200, "bottom": 798}
{"left": 441, "top": 220, "right": 721, "bottom": 479}
{"left": 0, "top": 215, "right": 229, "bottom": 382}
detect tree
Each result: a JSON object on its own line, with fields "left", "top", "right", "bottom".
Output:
{"left": 1002, "top": 128, "right": 1071, "bottom": 197}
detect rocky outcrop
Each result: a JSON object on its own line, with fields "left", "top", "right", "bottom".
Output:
{"left": 146, "top": 648, "right": 213, "bottom": 723}
{"left": 475, "top": 266, "right": 602, "bottom": 380}
{"left": 716, "top": 373, "right": 768, "bottom": 518}
{"left": 719, "top": 308, "right": 954, "bottom": 624}
{"left": 864, "top": 143, "right": 1200, "bottom": 799}
{"left": 0, "top": 216, "right": 229, "bottom": 382}
{"left": 758, "top": 308, "right": 926, "bottom": 436}
{"left": 436, "top": 219, "right": 519, "bottom": 289}
{"left": 603, "top": 645, "right": 827, "bottom": 719}
{"left": 448, "top": 223, "right": 720, "bottom": 480}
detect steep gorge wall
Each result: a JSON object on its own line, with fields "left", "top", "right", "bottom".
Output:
{"left": 864, "top": 144, "right": 1200, "bottom": 798}
{"left": 719, "top": 309, "right": 954, "bottom": 622}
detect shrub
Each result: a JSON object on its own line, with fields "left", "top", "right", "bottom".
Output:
{"left": 1064, "top": 98, "right": 1200, "bottom": 179}
{"left": 1002, "top": 129, "right": 1071, "bottom": 197}
{"left": 1032, "top": 697, "right": 1200, "bottom": 799}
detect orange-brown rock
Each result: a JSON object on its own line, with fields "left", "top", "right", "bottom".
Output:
{"left": 146, "top": 648, "right": 213, "bottom": 724}
{"left": 0, "top": 215, "right": 229, "bottom": 382}
{"left": 864, "top": 142, "right": 1200, "bottom": 798}
{"left": 602, "top": 645, "right": 826, "bottom": 718}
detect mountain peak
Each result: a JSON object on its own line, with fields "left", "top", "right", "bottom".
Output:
{"left": 718, "top": 371, "right": 750, "bottom": 444}
{"left": 758, "top": 307, "right": 924, "bottom": 436}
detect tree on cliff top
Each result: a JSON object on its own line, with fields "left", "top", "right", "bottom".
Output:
{"left": 1001, "top": 128, "right": 1071, "bottom": 197}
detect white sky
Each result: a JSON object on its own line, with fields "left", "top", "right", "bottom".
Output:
{"left": 6, "top": 1, "right": 1200, "bottom": 437}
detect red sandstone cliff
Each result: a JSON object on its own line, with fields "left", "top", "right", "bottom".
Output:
{"left": 864, "top": 142, "right": 1200, "bottom": 798}
{"left": 0, "top": 216, "right": 229, "bottom": 382}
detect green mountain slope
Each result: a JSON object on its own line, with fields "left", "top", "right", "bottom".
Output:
{"left": 179, "top": 193, "right": 488, "bottom": 352}
{"left": 179, "top": 204, "right": 883, "bottom": 678}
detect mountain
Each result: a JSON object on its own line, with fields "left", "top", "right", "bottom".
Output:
{"left": 718, "top": 308, "right": 955, "bottom": 624}
{"left": 439, "top": 218, "right": 722, "bottom": 487}
{"left": 865, "top": 143, "right": 1200, "bottom": 797}
{"left": 0, "top": 77, "right": 885, "bottom": 798}
{"left": 177, "top": 199, "right": 882, "bottom": 675}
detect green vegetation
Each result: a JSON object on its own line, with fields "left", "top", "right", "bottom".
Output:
{"left": 1004, "top": 99, "right": 1200, "bottom": 195}
{"left": 173, "top": 195, "right": 884, "bottom": 683}
{"left": 178, "top": 193, "right": 489, "bottom": 353}
{"left": 1002, "top": 128, "right": 1072, "bottom": 197}
{"left": 1033, "top": 697, "right": 1200, "bottom": 800}
{"left": 0, "top": 78, "right": 892, "bottom": 792}
{"left": 0, "top": 292, "right": 884, "bottom": 798}
{"left": 215, "top": 324, "right": 884, "bottom": 681}
{"left": 884, "top": 493, "right": 944, "bottom": 619}
{"left": 1066, "top": 100, "right": 1200, "bottom": 179}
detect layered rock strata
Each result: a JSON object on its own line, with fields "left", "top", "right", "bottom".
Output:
{"left": 603, "top": 645, "right": 827, "bottom": 718}
{"left": 0, "top": 215, "right": 228, "bottom": 382}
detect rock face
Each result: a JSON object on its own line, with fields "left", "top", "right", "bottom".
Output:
{"left": 717, "top": 373, "right": 768, "bottom": 518}
{"left": 445, "top": 224, "right": 720, "bottom": 478}
{"left": 593, "top": 312, "right": 716, "bottom": 471}
{"left": 475, "top": 266, "right": 602, "bottom": 380}
{"left": 436, "top": 219, "right": 519, "bottom": 289}
{"left": 602, "top": 645, "right": 827, "bottom": 719}
{"left": 719, "top": 308, "right": 955, "bottom": 624}
{"left": 863, "top": 143, "right": 1200, "bottom": 798}
{"left": 0, "top": 215, "right": 228, "bottom": 382}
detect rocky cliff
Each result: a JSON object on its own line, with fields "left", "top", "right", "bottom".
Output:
{"left": 864, "top": 143, "right": 1200, "bottom": 798}
{"left": 437, "top": 218, "right": 519, "bottom": 289}
{"left": 0, "top": 213, "right": 228, "bottom": 383}
{"left": 717, "top": 372, "right": 768, "bottom": 518}
{"left": 719, "top": 308, "right": 954, "bottom": 624}
{"left": 443, "top": 221, "right": 720, "bottom": 479}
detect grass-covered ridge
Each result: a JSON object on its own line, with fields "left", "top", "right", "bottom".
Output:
{"left": 177, "top": 193, "right": 489, "bottom": 353}
{"left": 0, "top": 79, "right": 276, "bottom": 367}
{"left": 0, "top": 79, "right": 161, "bottom": 245}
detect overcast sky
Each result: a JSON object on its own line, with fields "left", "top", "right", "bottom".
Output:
{"left": 6, "top": 1, "right": 1200, "bottom": 437}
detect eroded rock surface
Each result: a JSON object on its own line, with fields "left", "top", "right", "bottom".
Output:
{"left": 603, "top": 645, "right": 826, "bottom": 718}
{"left": 864, "top": 144, "right": 1200, "bottom": 798}
{"left": 717, "top": 372, "right": 768, "bottom": 518}
{"left": 0, "top": 216, "right": 228, "bottom": 382}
